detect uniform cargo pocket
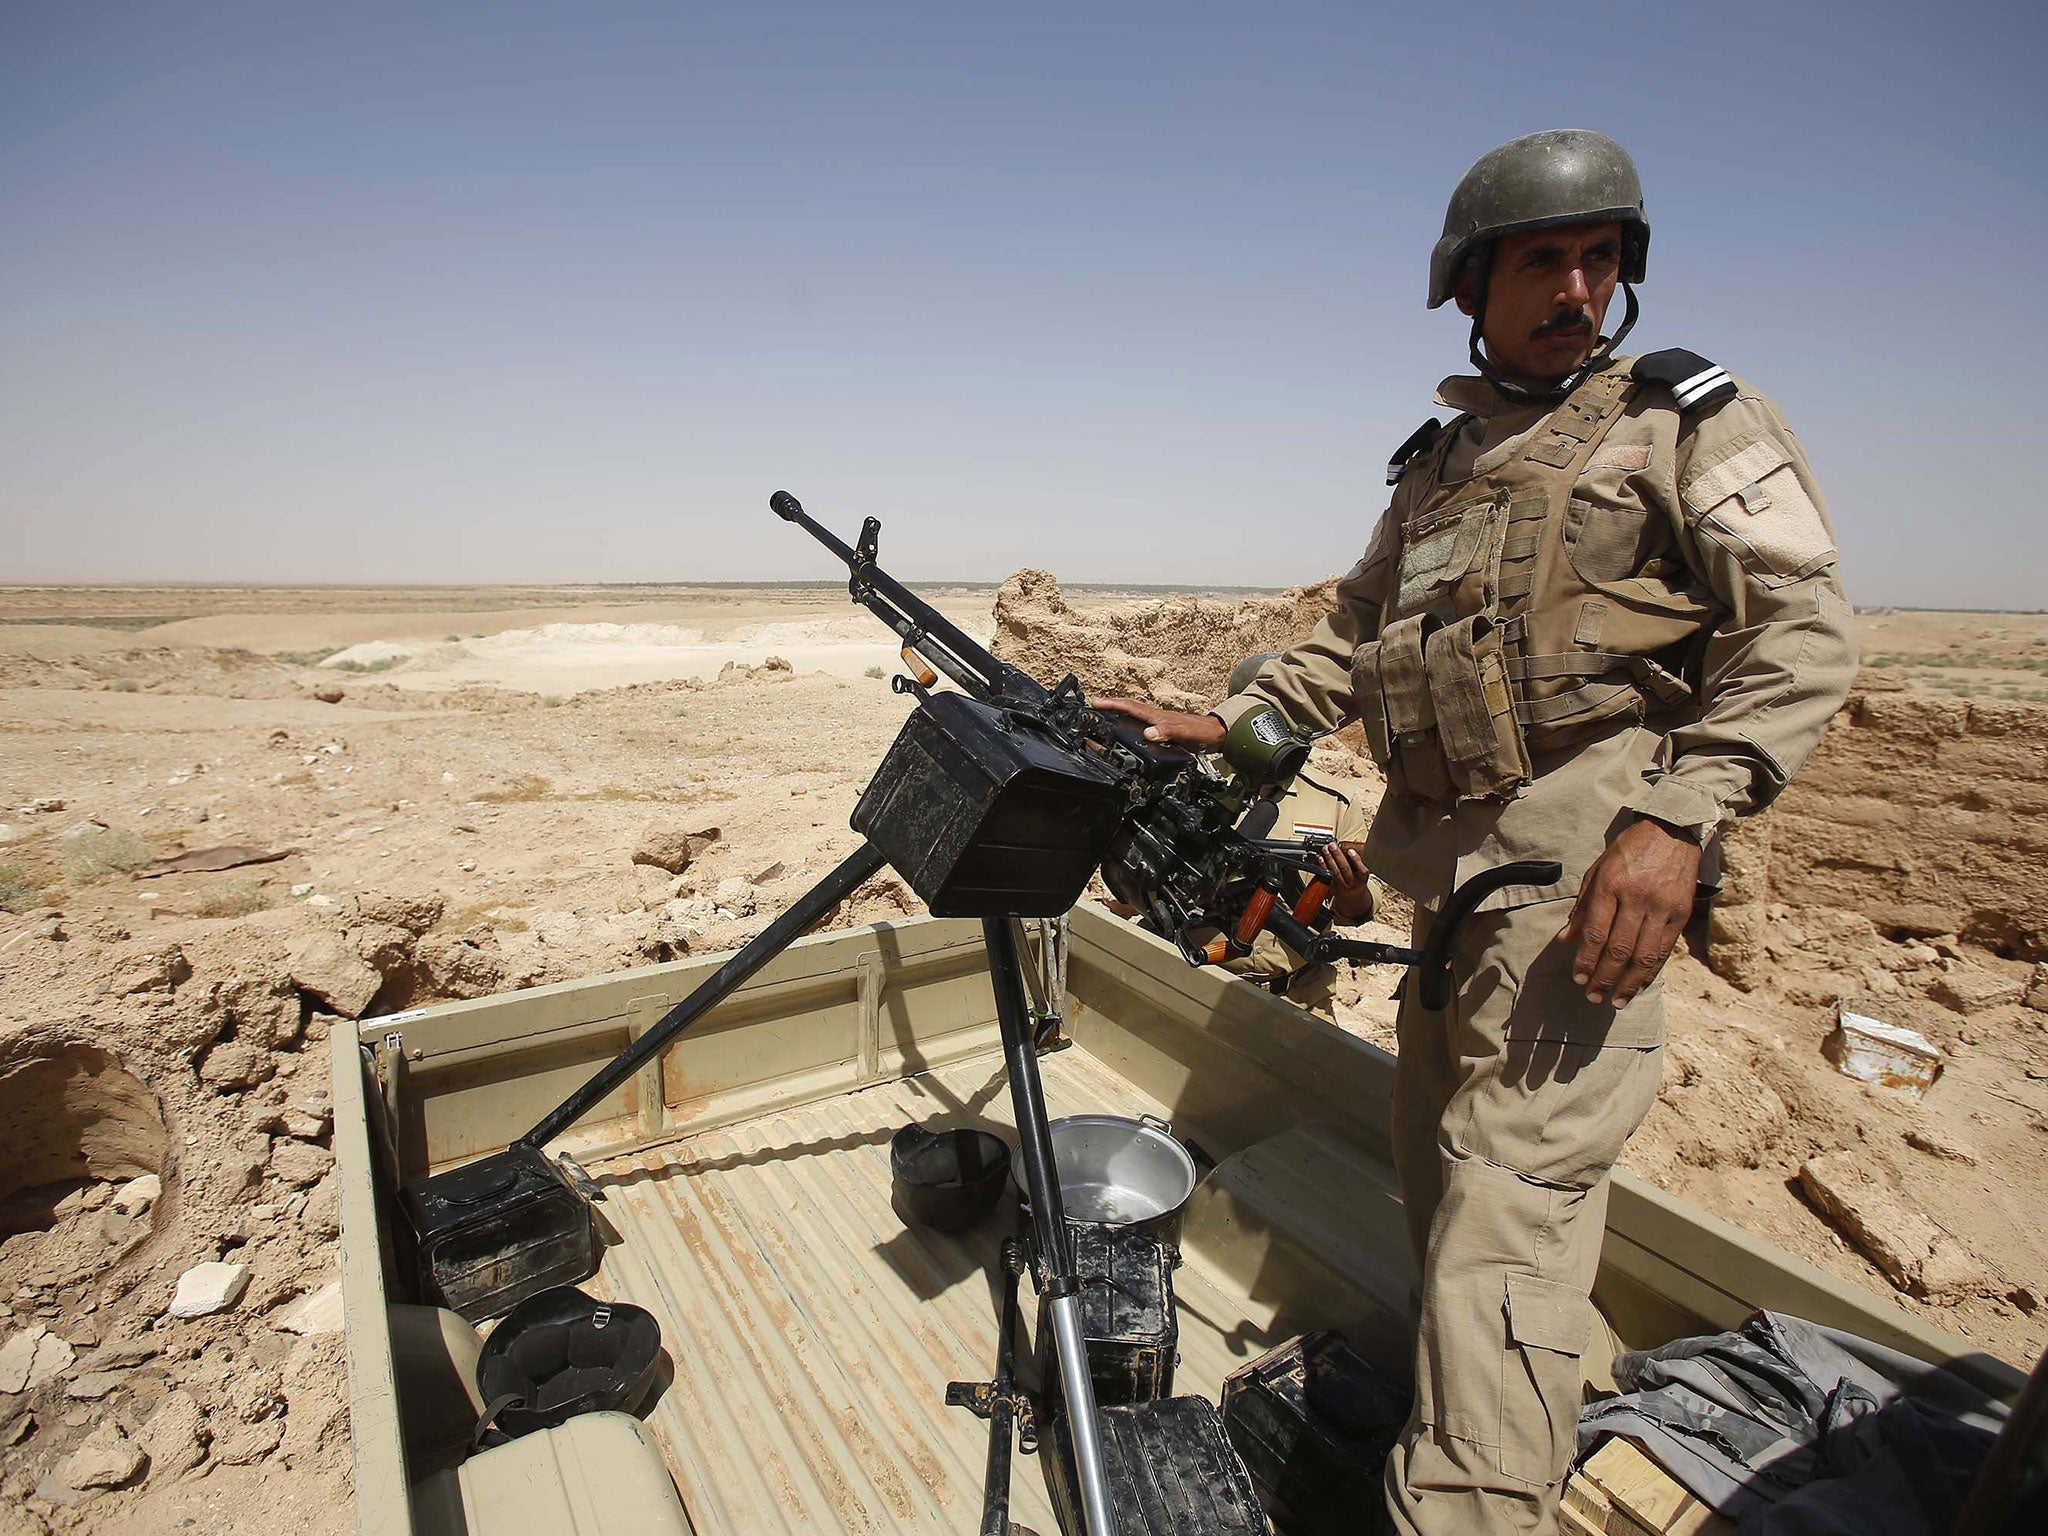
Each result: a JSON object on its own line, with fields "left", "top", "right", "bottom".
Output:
{"left": 1563, "top": 498, "right": 1652, "bottom": 585}
{"left": 1501, "top": 1273, "right": 1589, "bottom": 1484}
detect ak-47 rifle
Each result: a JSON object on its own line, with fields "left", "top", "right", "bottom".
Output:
{"left": 772, "top": 491, "right": 1557, "bottom": 1007}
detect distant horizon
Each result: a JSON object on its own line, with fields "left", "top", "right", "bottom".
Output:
{"left": 3, "top": 579, "right": 2044, "bottom": 623}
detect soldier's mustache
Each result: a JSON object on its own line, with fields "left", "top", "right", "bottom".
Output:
{"left": 1534, "top": 309, "right": 1594, "bottom": 338}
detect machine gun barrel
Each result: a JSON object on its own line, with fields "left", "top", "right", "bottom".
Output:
{"left": 770, "top": 490, "right": 1041, "bottom": 704}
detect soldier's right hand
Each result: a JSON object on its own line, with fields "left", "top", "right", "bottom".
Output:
{"left": 1093, "top": 698, "right": 1227, "bottom": 751}
{"left": 1555, "top": 817, "right": 1702, "bottom": 1007}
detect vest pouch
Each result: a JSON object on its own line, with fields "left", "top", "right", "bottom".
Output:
{"left": 1393, "top": 494, "right": 1501, "bottom": 624}
{"left": 1379, "top": 613, "right": 1455, "bottom": 805}
{"left": 1424, "top": 614, "right": 1531, "bottom": 800}
{"left": 1563, "top": 497, "right": 1655, "bottom": 586}
{"left": 1350, "top": 640, "right": 1395, "bottom": 771}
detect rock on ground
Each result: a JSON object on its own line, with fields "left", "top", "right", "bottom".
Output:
{"left": 212, "top": 1416, "right": 285, "bottom": 1466}
{"left": 1928, "top": 968, "right": 2025, "bottom": 1013}
{"left": 0, "top": 1326, "right": 75, "bottom": 1394}
{"left": 59, "top": 1420, "right": 146, "bottom": 1490}
{"left": 417, "top": 930, "right": 504, "bottom": 998}
{"left": 2026, "top": 962, "right": 2048, "bottom": 1011}
{"left": 354, "top": 890, "right": 444, "bottom": 934}
{"left": 632, "top": 823, "right": 720, "bottom": 875}
{"left": 168, "top": 1261, "right": 249, "bottom": 1319}
{"left": 276, "top": 1280, "right": 343, "bottom": 1337}
{"left": 301, "top": 1172, "right": 340, "bottom": 1241}
{"left": 198, "top": 1039, "right": 274, "bottom": 1092}
{"left": 137, "top": 1388, "right": 210, "bottom": 1480}
{"left": 632, "top": 824, "right": 697, "bottom": 874}
{"left": 1798, "top": 1151, "right": 1988, "bottom": 1300}
{"left": 221, "top": 972, "right": 306, "bottom": 1049}
{"left": 111, "top": 1173, "right": 161, "bottom": 1215}
{"left": 287, "top": 932, "right": 382, "bottom": 1018}
{"left": 267, "top": 1139, "right": 333, "bottom": 1188}
{"left": 65, "top": 1371, "right": 128, "bottom": 1401}
{"left": 1905, "top": 1127, "right": 1982, "bottom": 1165}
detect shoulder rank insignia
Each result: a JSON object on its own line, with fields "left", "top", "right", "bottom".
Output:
{"left": 1386, "top": 416, "right": 1443, "bottom": 486}
{"left": 1631, "top": 349, "right": 1738, "bottom": 413}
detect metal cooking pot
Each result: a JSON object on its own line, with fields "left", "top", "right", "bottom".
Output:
{"left": 1017, "top": 1113, "right": 1197, "bottom": 1247}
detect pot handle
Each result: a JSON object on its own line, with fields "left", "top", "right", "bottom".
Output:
{"left": 1138, "top": 1113, "right": 1173, "bottom": 1136}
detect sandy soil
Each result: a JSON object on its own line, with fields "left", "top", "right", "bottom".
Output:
{"left": 1, "top": 584, "right": 2042, "bottom": 1531}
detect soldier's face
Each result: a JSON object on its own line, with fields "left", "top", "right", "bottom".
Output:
{"left": 1457, "top": 222, "right": 1623, "bottom": 382}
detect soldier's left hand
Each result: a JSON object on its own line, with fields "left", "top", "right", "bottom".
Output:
{"left": 1318, "top": 841, "right": 1370, "bottom": 893}
{"left": 1555, "top": 818, "right": 1702, "bottom": 1006}
{"left": 1320, "top": 842, "right": 1374, "bottom": 923}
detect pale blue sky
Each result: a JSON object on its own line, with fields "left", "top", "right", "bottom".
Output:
{"left": 4, "top": 1, "right": 2043, "bottom": 603}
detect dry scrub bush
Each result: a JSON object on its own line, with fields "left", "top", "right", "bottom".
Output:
{"left": 60, "top": 828, "right": 153, "bottom": 884}
{"left": 475, "top": 774, "right": 553, "bottom": 803}
{"left": 196, "top": 880, "right": 272, "bottom": 918}
{"left": 0, "top": 861, "right": 40, "bottom": 912}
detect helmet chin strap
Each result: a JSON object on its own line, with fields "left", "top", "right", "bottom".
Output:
{"left": 1469, "top": 282, "right": 1639, "bottom": 403}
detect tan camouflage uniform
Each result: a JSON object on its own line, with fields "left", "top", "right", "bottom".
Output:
{"left": 1213, "top": 353, "right": 1858, "bottom": 1533}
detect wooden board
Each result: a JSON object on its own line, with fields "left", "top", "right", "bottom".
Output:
{"left": 1562, "top": 1439, "right": 1733, "bottom": 1536}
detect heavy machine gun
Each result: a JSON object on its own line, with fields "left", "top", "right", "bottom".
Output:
{"left": 771, "top": 490, "right": 1556, "bottom": 1008}
{"left": 399, "top": 492, "right": 1558, "bottom": 1536}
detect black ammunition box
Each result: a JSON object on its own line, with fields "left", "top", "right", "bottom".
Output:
{"left": 398, "top": 1143, "right": 600, "bottom": 1322}
{"left": 1038, "top": 1218, "right": 1179, "bottom": 1408}
{"left": 1044, "top": 1396, "right": 1270, "bottom": 1536}
{"left": 851, "top": 691, "right": 1126, "bottom": 917}
{"left": 1220, "top": 1330, "right": 1409, "bottom": 1535}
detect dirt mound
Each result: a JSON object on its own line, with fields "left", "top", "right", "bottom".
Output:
{"left": 0, "top": 872, "right": 518, "bottom": 1523}
{"left": 0, "top": 645, "right": 305, "bottom": 700}
{"left": 991, "top": 568, "right": 1340, "bottom": 710}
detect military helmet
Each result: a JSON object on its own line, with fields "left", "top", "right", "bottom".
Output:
{"left": 1227, "top": 651, "right": 1282, "bottom": 697}
{"left": 1426, "top": 130, "right": 1650, "bottom": 309}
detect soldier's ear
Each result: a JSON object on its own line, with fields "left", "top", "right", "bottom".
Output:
{"left": 1452, "top": 269, "right": 1479, "bottom": 317}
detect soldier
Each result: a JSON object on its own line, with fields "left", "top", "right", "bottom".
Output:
{"left": 1183, "top": 652, "right": 1375, "bottom": 1017}
{"left": 1099, "top": 129, "right": 1858, "bottom": 1533}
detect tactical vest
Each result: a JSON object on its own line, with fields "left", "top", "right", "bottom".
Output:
{"left": 1354, "top": 365, "right": 1718, "bottom": 805}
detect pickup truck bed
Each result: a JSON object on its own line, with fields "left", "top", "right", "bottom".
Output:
{"left": 339, "top": 906, "right": 2022, "bottom": 1536}
{"left": 592, "top": 1049, "right": 1169, "bottom": 1534}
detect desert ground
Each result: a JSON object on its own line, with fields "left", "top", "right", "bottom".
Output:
{"left": 3, "top": 579, "right": 2045, "bottom": 1533}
